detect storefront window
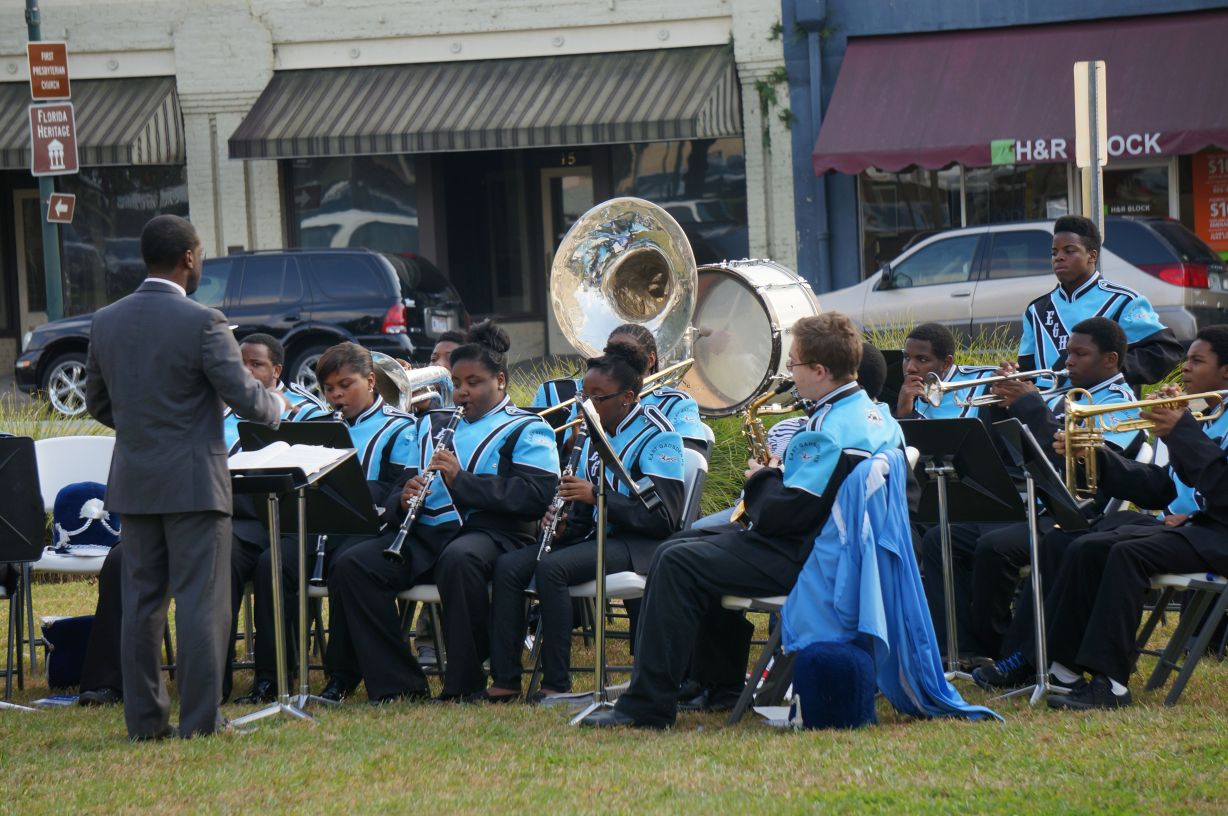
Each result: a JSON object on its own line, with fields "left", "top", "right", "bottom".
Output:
{"left": 1104, "top": 165, "right": 1170, "bottom": 218}
{"left": 286, "top": 156, "right": 418, "bottom": 255}
{"left": 859, "top": 167, "right": 960, "bottom": 274}
{"left": 611, "top": 138, "right": 748, "bottom": 265}
{"left": 56, "top": 165, "right": 189, "bottom": 316}
{"left": 964, "top": 164, "right": 1067, "bottom": 225}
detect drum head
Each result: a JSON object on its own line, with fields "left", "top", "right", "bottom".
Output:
{"left": 682, "top": 267, "right": 779, "bottom": 416}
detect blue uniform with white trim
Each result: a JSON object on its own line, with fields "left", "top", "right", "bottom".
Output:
{"left": 222, "top": 383, "right": 328, "bottom": 454}
{"left": 911, "top": 365, "right": 1000, "bottom": 420}
{"left": 1018, "top": 272, "right": 1181, "bottom": 388}
{"left": 533, "top": 376, "right": 708, "bottom": 453}
{"left": 1161, "top": 410, "right": 1228, "bottom": 516}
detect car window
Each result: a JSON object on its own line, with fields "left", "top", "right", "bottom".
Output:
{"left": 1103, "top": 220, "right": 1172, "bottom": 266}
{"left": 985, "top": 230, "right": 1052, "bottom": 280}
{"left": 890, "top": 235, "right": 979, "bottom": 288}
{"left": 194, "top": 258, "right": 234, "bottom": 308}
{"left": 307, "top": 255, "right": 388, "bottom": 300}
{"left": 1148, "top": 221, "right": 1219, "bottom": 263}
{"left": 236, "top": 256, "right": 302, "bottom": 307}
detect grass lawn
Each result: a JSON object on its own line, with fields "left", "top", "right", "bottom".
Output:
{"left": 3, "top": 578, "right": 1227, "bottom": 814}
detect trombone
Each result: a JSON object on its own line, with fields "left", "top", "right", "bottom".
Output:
{"left": 1064, "top": 388, "right": 1228, "bottom": 498}
{"left": 550, "top": 358, "right": 694, "bottom": 434}
{"left": 922, "top": 368, "right": 1067, "bottom": 408}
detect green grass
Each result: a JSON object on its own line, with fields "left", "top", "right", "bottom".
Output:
{"left": 2, "top": 579, "right": 1227, "bottom": 814}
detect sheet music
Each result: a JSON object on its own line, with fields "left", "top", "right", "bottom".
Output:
{"left": 228, "top": 441, "right": 347, "bottom": 477}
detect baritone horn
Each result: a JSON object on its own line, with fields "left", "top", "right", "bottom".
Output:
{"left": 1063, "top": 388, "right": 1228, "bottom": 498}
{"left": 922, "top": 368, "right": 1068, "bottom": 408}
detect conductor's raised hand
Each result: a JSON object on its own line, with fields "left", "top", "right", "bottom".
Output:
{"left": 427, "top": 446, "right": 461, "bottom": 485}
{"left": 557, "top": 474, "right": 596, "bottom": 505}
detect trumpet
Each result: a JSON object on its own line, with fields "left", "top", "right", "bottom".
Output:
{"left": 1064, "top": 388, "right": 1228, "bottom": 497}
{"left": 550, "top": 358, "right": 694, "bottom": 434}
{"left": 922, "top": 368, "right": 1067, "bottom": 408}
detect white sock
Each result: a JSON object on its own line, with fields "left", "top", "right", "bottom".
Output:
{"left": 1108, "top": 677, "right": 1129, "bottom": 696}
{"left": 1049, "top": 662, "right": 1082, "bottom": 685}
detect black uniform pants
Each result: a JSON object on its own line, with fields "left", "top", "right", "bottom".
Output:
{"left": 326, "top": 533, "right": 430, "bottom": 700}
{"left": 489, "top": 538, "right": 636, "bottom": 693}
{"left": 79, "top": 543, "right": 124, "bottom": 693}
{"left": 613, "top": 533, "right": 804, "bottom": 728}
{"left": 1046, "top": 523, "right": 1212, "bottom": 684}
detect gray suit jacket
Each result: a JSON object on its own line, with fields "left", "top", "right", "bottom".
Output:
{"left": 86, "top": 279, "right": 283, "bottom": 515}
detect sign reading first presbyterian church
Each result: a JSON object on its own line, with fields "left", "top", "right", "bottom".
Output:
{"left": 28, "top": 102, "right": 79, "bottom": 176}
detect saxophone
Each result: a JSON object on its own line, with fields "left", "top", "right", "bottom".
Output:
{"left": 729, "top": 379, "right": 796, "bottom": 526}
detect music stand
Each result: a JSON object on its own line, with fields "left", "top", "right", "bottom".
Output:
{"left": 992, "top": 419, "right": 1090, "bottom": 705}
{"left": 569, "top": 399, "right": 660, "bottom": 726}
{"left": 900, "top": 418, "right": 1025, "bottom": 680}
{"left": 0, "top": 438, "right": 43, "bottom": 712}
{"left": 231, "top": 422, "right": 378, "bottom": 725}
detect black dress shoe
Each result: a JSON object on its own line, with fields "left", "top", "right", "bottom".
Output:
{"left": 1047, "top": 674, "right": 1132, "bottom": 711}
{"left": 461, "top": 689, "right": 520, "bottom": 704}
{"left": 320, "top": 678, "right": 357, "bottom": 703}
{"left": 78, "top": 687, "right": 122, "bottom": 706}
{"left": 677, "top": 686, "right": 742, "bottom": 713}
{"left": 368, "top": 687, "right": 431, "bottom": 706}
{"left": 233, "top": 678, "right": 276, "bottom": 705}
{"left": 130, "top": 725, "right": 177, "bottom": 742}
{"left": 579, "top": 707, "right": 666, "bottom": 729}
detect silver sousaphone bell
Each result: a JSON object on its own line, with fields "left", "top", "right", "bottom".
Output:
{"left": 370, "top": 352, "right": 454, "bottom": 411}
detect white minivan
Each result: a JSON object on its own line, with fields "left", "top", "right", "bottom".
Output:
{"left": 822, "top": 217, "right": 1228, "bottom": 344}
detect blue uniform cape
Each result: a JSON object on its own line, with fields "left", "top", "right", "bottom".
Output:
{"left": 781, "top": 450, "right": 1001, "bottom": 722}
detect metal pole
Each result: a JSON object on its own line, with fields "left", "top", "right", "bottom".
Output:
{"left": 25, "top": 0, "right": 64, "bottom": 321}
{"left": 571, "top": 458, "right": 614, "bottom": 725}
{"left": 1087, "top": 61, "right": 1104, "bottom": 246}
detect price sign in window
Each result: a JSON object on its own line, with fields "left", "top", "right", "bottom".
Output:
{"left": 1193, "top": 151, "right": 1228, "bottom": 257}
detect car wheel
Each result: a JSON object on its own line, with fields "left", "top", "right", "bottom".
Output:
{"left": 289, "top": 343, "right": 330, "bottom": 399}
{"left": 42, "top": 351, "right": 89, "bottom": 417}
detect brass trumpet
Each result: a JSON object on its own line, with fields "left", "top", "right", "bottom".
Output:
{"left": 922, "top": 368, "right": 1067, "bottom": 408}
{"left": 1063, "top": 388, "right": 1228, "bottom": 497}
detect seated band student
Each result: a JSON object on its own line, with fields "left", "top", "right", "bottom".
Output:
{"left": 236, "top": 341, "right": 417, "bottom": 704}
{"left": 918, "top": 317, "right": 1144, "bottom": 662}
{"left": 483, "top": 341, "right": 686, "bottom": 702}
{"left": 581, "top": 313, "right": 907, "bottom": 729}
{"left": 693, "top": 341, "right": 889, "bottom": 530}
{"left": 894, "top": 323, "right": 997, "bottom": 420}
{"left": 322, "top": 322, "right": 560, "bottom": 704}
{"left": 534, "top": 323, "right": 708, "bottom": 457}
{"left": 77, "top": 334, "right": 328, "bottom": 707}
{"left": 977, "top": 324, "right": 1228, "bottom": 699}
{"left": 1020, "top": 214, "right": 1182, "bottom": 391}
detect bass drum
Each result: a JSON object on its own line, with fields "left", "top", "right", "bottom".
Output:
{"left": 681, "top": 260, "right": 820, "bottom": 417}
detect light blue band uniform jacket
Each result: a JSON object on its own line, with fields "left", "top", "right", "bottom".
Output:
{"left": 1017, "top": 272, "right": 1182, "bottom": 388}
{"left": 533, "top": 377, "right": 709, "bottom": 454}
{"left": 907, "top": 365, "right": 1000, "bottom": 420}
{"left": 736, "top": 381, "right": 911, "bottom": 569}
{"left": 557, "top": 403, "right": 686, "bottom": 573}
{"left": 222, "top": 382, "right": 330, "bottom": 455}
{"left": 398, "top": 396, "right": 560, "bottom": 581}
{"left": 1003, "top": 372, "right": 1143, "bottom": 514}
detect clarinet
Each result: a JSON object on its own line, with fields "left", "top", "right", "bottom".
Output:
{"left": 526, "top": 427, "right": 588, "bottom": 595}
{"left": 383, "top": 406, "right": 466, "bottom": 562}
{"left": 308, "top": 408, "right": 345, "bottom": 587}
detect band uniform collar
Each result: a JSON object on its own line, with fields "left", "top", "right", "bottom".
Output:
{"left": 350, "top": 395, "right": 384, "bottom": 425}
{"left": 1085, "top": 372, "right": 1126, "bottom": 395}
{"left": 469, "top": 395, "right": 511, "bottom": 422}
{"left": 1057, "top": 271, "right": 1101, "bottom": 304}
{"left": 809, "top": 380, "right": 861, "bottom": 412}
{"left": 614, "top": 403, "right": 645, "bottom": 437}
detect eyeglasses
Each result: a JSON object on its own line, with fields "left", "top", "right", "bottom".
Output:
{"left": 577, "top": 390, "right": 624, "bottom": 404}
{"left": 785, "top": 359, "right": 815, "bottom": 372}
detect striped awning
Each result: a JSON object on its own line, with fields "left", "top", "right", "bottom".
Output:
{"left": 229, "top": 46, "right": 741, "bottom": 159}
{"left": 0, "top": 76, "right": 184, "bottom": 169}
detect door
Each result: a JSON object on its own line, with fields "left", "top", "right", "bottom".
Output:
{"left": 969, "top": 228, "right": 1057, "bottom": 343}
{"left": 225, "top": 255, "right": 307, "bottom": 342}
{"left": 13, "top": 189, "right": 48, "bottom": 337}
{"left": 867, "top": 232, "right": 984, "bottom": 336}
{"left": 541, "top": 165, "right": 594, "bottom": 356}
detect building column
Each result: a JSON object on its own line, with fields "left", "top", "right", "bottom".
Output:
{"left": 733, "top": 0, "right": 797, "bottom": 274}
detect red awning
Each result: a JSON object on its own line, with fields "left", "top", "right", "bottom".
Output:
{"left": 812, "top": 10, "right": 1228, "bottom": 175}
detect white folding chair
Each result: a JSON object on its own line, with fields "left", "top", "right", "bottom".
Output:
{"left": 1135, "top": 572, "right": 1228, "bottom": 705}
{"left": 719, "top": 594, "right": 789, "bottom": 725}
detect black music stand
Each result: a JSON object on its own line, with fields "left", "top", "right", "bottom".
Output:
{"left": 992, "top": 419, "right": 1090, "bottom": 705}
{"left": 231, "top": 422, "right": 378, "bottom": 725}
{"left": 0, "top": 437, "right": 43, "bottom": 712}
{"left": 569, "top": 399, "right": 659, "bottom": 726}
{"left": 900, "top": 418, "right": 1024, "bottom": 681}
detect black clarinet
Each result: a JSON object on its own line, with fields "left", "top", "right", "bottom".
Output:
{"left": 383, "top": 406, "right": 466, "bottom": 562}
{"left": 527, "top": 426, "right": 588, "bottom": 596}
{"left": 308, "top": 408, "right": 345, "bottom": 587}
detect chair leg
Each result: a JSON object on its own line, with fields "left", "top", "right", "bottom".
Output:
{"left": 1146, "top": 589, "right": 1213, "bottom": 692}
{"left": 312, "top": 599, "right": 326, "bottom": 660}
{"left": 13, "top": 571, "right": 25, "bottom": 692}
{"left": 243, "top": 589, "right": 256, "bottom": 663}
{"left": 429, "top": 602, "right": 447, "bottom": 677}
{"left": 4, "top": 584, "right": 16, "bottom": 701}
{"left": 726, "top": 622, "right": 781, "bottom": 727}
{"left": 525, "top": 609, "right": 545, "bottom": 697}
{"left": 1164, "top": 586, "right": 1228, "bottom": 706}
{"left": 23, "top": 563, "right": 37, "bottom": 674}
{"left": 1135, "top": 588, "right": 1174, "bottom": 651}
{"left": 757, "top": 652, "right": 796, "bottom": 707}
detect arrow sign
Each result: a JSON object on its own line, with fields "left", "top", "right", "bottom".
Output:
{"left": 47, "top": 192, "right": 76, "bottom": 224}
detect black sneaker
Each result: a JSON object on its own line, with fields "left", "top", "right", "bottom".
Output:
{"left": 233, "top": 678, "right": 276, "bottom": 705}
{"left": 972, "top": 651, "right": 1034, "bottom": 691}
{"left": 320, "top": 678, "right": 357, "bottom": 703}
{"left": 1047, "top": 674, "right": 1132, "bottom": 711}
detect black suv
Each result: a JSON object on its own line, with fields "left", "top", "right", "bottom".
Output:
{"left": 15, "top": 248, "right": 468, "bottom": 416}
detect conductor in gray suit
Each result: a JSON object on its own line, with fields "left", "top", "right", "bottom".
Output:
{"left": 86, "top": 215, "right": 285, "bottom": 740}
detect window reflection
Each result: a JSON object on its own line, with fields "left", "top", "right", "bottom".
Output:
{"left": 287, "top": 156, "right": 419, "bottom": 255}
